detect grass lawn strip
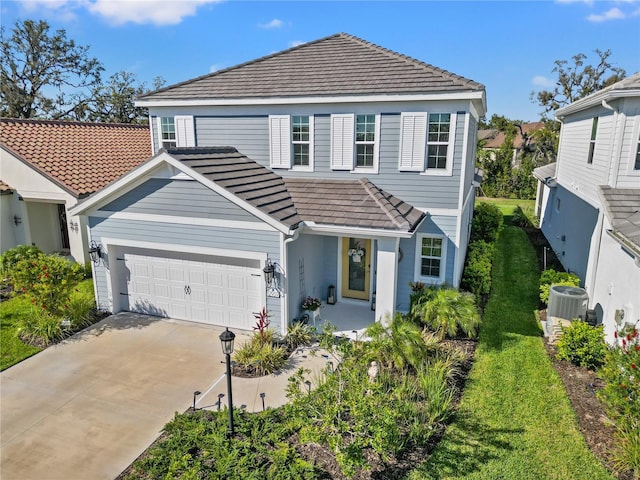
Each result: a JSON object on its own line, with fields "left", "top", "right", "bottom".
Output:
{"left": 408, "top": 223, "right": 613, "bottom": 479}
{"left": 0, "top": 295, "right": 41, "bottom": 370}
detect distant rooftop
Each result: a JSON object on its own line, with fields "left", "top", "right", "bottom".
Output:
{"left": 1, "top": 118, "right": 151, "bottom": 197}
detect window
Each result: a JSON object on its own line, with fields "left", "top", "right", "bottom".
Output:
{"left": 415, "top": 234, "right": 447, "bottom": 283}
{"left": 160, "top": 117, "right": 176, "bottom": 149}
{"left": 634, "top": 131, "right": 640, "bottom": 170}
{"left": 292, "top": 115, "right": 310, "bottom": 167}
{"left": 587, "top": 117, "right": 598, "bottom": 164}
{"left": 427, "top": 113, "right": 451, "bottom": 169}
{"left": 355, "top": 114, "right": 375, "bottom": 168}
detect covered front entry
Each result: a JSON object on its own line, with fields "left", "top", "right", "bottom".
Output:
{"left": 121, "top": 248, "right": 263, "bottom": 330}
{"left": 341, "top": 237, "right": 371, "bottom": 300}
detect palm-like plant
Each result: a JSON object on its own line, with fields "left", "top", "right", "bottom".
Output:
{"left": 366, "top": 314, "right": 427, "bottom": 372}
{"left": 413, "top": 288, "right": 480, "bottom": 340}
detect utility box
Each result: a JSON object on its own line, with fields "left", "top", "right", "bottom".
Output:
{"left": 548, "top": 285, "right": 589, "bottom": 322}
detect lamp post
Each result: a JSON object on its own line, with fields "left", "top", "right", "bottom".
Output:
{"left": 219, "top": 327, "right": 236, "bottom": 437}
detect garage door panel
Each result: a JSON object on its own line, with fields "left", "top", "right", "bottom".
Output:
{"left": 122, "top": 250, "right": 265, "bottom": 330}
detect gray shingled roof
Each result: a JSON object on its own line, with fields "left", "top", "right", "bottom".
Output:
{"left": 139, "top": 33, "right": 484, "bottom": 101}
{"left": 533, "top": 162, "right": 557, "bottom": 182}
{"left": 599, "top": 185, "right": 640, "bottom": 249}
{"left": 557, "top": 73, "right": 640, "bottom": 117}
{"left": 166, "top": 147, "right": 424, "bottom": 232}
{"left": 168, "top": 147, "right": 302, "bottom": 228}
{"left": 285, "top": 178, "right": 425, "bottom": 231}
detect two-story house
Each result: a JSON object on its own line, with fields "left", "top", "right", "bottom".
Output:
{"left": 70, "top": 33, "right": 486, "bottom": 336}
{"left": 534, "top": 73, "right": 640, "bottom": 341}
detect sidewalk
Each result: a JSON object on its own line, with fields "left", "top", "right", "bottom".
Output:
{"left": 195, "top": 345, "right": 336, "bottom": 413}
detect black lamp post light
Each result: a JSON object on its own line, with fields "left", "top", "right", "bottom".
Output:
{"left": 88, "top": 240, "right": 102, "bottom": 265}
{"left": 219, "top": 327, "right": 236, "bottom": 438}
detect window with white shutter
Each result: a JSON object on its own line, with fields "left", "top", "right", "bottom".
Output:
{"left": 175, "top": 115, "right": 195, "bottom": 147}
{"left": 330, "top": 114, "right": 354, "bottom": 170}
{"left": 269, "top": 115, "right": 291, "bottom": 169}
{"left": 398, "top": 113, "right": 427, "bottom": 171}
{"left": 424, "top": 113, "right": 456, "bottom": 176}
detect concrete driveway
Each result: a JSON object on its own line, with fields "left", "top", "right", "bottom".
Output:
{"left": 0, "top": 313, "right": 232, "bottom": 480}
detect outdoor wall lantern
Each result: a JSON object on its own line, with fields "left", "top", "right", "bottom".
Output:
{"left": 219, "top": 327, "right": 236, "bottom": 437}
{"left": 88, "top": 240, "right": 102, "bottom": 265}
{"left": 263, "top": 259, "right": 276, "bottom": 284}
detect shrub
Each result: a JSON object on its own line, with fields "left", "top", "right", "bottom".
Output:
{"left": 17, "top": 307, "right": 64, "bottom": 347}
{"left": 66, "top": 288, "right": 97, "bottom": 328}
{"left": 556, "top": 321, "right": 606, "bottom": 369}
{"left": 470, "top": 202, "right": 503, "bottom": 243}
{"left": 512, "top": 205, "right": 535, "bottom": 228}
{"left": 412, "top": 287, "right": 481, "bottom": 340}
{"left": 234, "top": 332, "right": 287, "bottom": 376}
{"left": 539, "top": 268, "right": 580, "bottom": 304}
{"left": 461, "top": 240, "right": 494, "bottom": 301}
{"left": 598, "top": 325, "right": 640, "bottom": 478}
{"left": 0, "top": 245, "right": 42, "bottom": 276}
{"left": 285, "top": 321, "right": 314, "bottom": 350}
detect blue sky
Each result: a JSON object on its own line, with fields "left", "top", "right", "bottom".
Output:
{"left": 2, "top": 0, "right": 639, "bottom": 121}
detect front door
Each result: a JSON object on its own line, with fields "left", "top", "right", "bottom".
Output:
{"left": 341, "top": 238, "right": 371, "bottom": 300}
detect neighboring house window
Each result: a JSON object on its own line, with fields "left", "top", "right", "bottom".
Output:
{"left": 415, "top": 234, "right": 447, "bottom": 283}
{"left": 398, "top": 112, "right": 456, "bottom": 175}
{"left": 587, "top": 117, "right": 598, "bottom": 164}
{"left": 427, "top": 113, "right": 451, "bottom": 170}
{"left": 556, "top": 198, "right": 561, "bottom": 212}
{"left": 355, "top": 114, "right": 375, "bottom": 168}
{"left": 158, "top": 115, "right": 195, "bottom": 150}
{"left": 292, "top": 115, "right": 311, "bottom": 168}
{"left": 160, "top": 117, "right": 176, "bottom": 149}
{"left": 634, "top": 131, "right": 640, "bottom": 170}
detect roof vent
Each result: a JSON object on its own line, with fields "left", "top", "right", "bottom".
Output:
{"left": 548, "top": 285, "right": 589, "bottom": 322}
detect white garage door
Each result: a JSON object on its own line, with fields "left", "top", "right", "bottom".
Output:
{"left": 122, "top": 250, "right": 263, "bottom": 330}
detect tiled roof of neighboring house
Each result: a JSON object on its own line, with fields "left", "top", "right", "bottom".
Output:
{"left": 557, "top": 73, "right": 640, "bottom": 117}
{"left": 0, "top": 180, "right": 13, "bottom": 192}
{"left": 0, "top": 118, "right": 152, "bottom": 197}
{"left": 168, "top": 147, "right": 302, "bottom": 228}
{"left": 166, "top": 147, "right": 424, "bottom": 231}
{"left": 285, "top": 178, "right": 425, "bottom": 231}
{"left": 598, "top": 185, "right": 640, "bottom": 250}
{"left": 533, "top": 162, "right": 557, "bottom": 182}
{"left": 479, "top": 122, "right": 545, "bottom": 149}
{"left": 138, "top": 33, "right": 484, "bottom": 102}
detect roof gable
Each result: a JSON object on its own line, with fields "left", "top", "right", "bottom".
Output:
{"left": 138, "top": 33, "right": 484, "bottom": 102}
{"left": 0, "top": 118, "right": 151, "bottom": 197}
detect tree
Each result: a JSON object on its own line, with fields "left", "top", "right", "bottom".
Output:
{"left": 1, "top": 19, "right": 104, "bottom": 119}
{"left": 478, "top": 114, "right": 523, "bottom": 134}
{"left": 532, "top": 49, "right": 626, "bottom": 114}
{"left": 84, "top": 71, "right": 165, "bottom": 124}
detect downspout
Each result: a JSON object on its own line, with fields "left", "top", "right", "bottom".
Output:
{"left": 280, "top": 227, "right": 300, "bottom": 336}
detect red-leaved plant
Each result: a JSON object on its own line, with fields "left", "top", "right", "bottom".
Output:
{"left": 253, "top": 307, "right": 271, "bottom": 343}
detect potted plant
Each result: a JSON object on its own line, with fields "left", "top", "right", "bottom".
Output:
{"left": 301, "top": 296, "right": 322, "bottom": 323}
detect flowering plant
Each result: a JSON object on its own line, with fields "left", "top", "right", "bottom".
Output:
{"left": 301, "top": 296, "right": 321, "bottom": 311}
{"left": 347, "top": 248, "right": 365, "bottom": 257}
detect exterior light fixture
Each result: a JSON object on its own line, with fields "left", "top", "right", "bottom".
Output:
{"left": 219, "top": 327, "right": 236, "bottom": 437}
{"left": 192, "top": 390, "right": 201, "bottom": 411}
{"left": 263, "top": 259, "right": 276, "bottom": 284}
{"left": 259, "top": 392, "right": 266, "bottom": 411}
{"left": 88, "top": 240, "right": 102, "bottom": 265}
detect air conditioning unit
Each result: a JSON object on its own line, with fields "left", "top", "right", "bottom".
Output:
{"left": 548, "top": 285, "right": 589, "bottom": 322}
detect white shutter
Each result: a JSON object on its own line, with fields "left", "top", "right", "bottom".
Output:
{"left": 269, "top": 115, "right": 291, "bottom": 169}
{"left": 330, "top": 114, "right": 354, "bottom": 170}
{"left": 175, "top": 115, "right": 195, "bottom": 147}
{"left": 399, "top": 112, "right": 427, "bottom": 171}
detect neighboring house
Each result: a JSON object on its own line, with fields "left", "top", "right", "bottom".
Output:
{"left": 534, "top": 73, "right": 640, "bottom": 341}
{"left": 478, "top": 122, "right": 544, "bottom": 165}
{"left": 0, "top": 119, "right": 151, "bottom": 263}
{"left": 70, "top": 33, "right": 486, "bottom": 335}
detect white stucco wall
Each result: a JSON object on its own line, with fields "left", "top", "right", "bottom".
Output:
{"left": 590, "top": 216, "right": 640, "bottom": 344}
{"left": 0, "top": 193, "right": 19, "bottom": 251}
{"left": 0, "top": 149, "right": 88, "bottom": 262}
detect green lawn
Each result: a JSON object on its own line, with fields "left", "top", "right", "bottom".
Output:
{"left": 407, "top": 222, "right": 612, "bottom": 479}
{"left": 0, "top": 295, "right": 41, "bottom": 371}
{"left": 0, "top": 279, "right": 95, "bottom": 371}
{"left": 476, "top": 196, "right": 535, "bottom": 216}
